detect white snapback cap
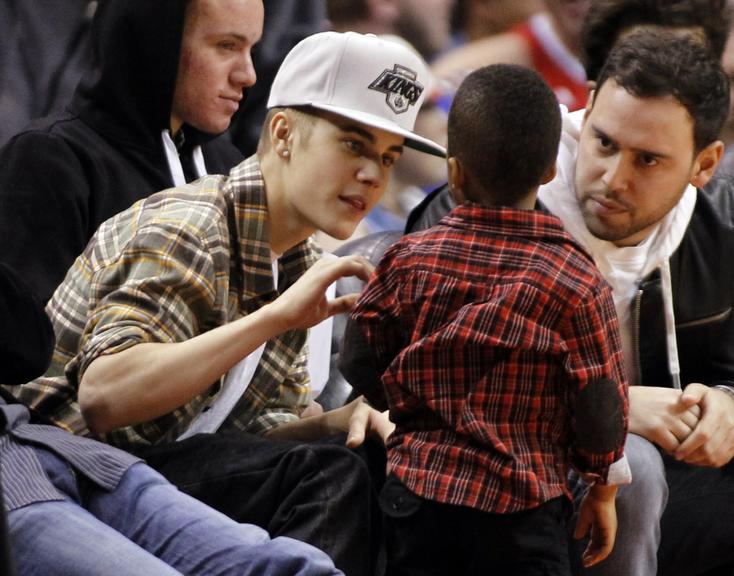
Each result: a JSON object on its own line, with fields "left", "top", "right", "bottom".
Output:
{"left": 267, "top": 31, "right": 446, "bottom": 157}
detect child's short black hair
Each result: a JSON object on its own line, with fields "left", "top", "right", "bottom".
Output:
{"left": 447, "top": 64, "right": 562, "bottom": 206}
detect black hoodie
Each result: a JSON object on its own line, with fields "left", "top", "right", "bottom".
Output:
{"left": 0, "top": 0, "right": 244, "bottom": 304}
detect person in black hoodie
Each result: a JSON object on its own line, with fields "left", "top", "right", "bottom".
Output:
{"left": 0, "top": 0, "right": 255, "bottom": 304}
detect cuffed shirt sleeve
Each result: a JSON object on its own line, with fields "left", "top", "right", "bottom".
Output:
{"left": 564, "top": 282, "right": 629, "bottom": 484}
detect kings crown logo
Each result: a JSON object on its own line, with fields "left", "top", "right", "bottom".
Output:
{"left": 368, "top": 65, "right": 423, "bottom": 115}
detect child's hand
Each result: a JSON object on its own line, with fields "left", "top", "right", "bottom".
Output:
{"left": 573, "top": 484, "right": 618, "bottom": 568}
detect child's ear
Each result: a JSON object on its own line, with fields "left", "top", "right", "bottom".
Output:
{"left": 540, "top": 162, "right": 557, "bottom": 185}
{"left": 447, "top": 157, "right": 466, "bottom": 204}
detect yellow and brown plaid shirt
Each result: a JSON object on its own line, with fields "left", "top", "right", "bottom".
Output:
{"left": 6, "top": 156, "right": 317, "bottom": 450}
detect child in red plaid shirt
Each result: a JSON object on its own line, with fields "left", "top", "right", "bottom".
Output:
{"left": 340, "top": 64, "right": 629, "bottom": 576}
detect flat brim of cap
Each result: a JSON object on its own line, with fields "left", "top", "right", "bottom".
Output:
{"left": 309, "top": 102, "right": 446, "bottom": 158}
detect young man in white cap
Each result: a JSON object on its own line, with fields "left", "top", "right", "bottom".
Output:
{"left": 8, "top": 31, "right": 444, "bottom": 576}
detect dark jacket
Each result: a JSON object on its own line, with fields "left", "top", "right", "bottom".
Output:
{"left": 0, "top": 0, "right": 243, "bottom": 304}
{"left": 637, "top": 176, "right": 734, "bottom": 390}
{"left": 406, "top": 177, "right": 734, "bottom": 391}
{"left": 0, "top": 263, "right": 54, "bottom": 385}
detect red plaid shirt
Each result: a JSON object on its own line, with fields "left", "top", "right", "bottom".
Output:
{"left": 345, "top": 203, "right": 628, "bottom": 513}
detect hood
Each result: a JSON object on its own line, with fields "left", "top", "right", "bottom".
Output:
{"left": 71, "top": 0, "right": 218, "bottom": 152}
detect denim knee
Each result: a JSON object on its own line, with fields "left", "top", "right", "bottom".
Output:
{"left": 616, "top": 434, "right": 668, "bottom": 522}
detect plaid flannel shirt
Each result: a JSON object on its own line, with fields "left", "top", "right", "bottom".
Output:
{"left": 344, "top": 203, "right": 628, "bottom": 513}
{"left": 6, "top": 156, "right": 316, "bottom": 449}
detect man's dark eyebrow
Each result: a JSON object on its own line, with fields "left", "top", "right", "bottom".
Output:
{"left": 341, "top": 123, "right": 376, "bottom": 143}
{"left": 339, "top": 123, "right": 405, "bottom": 154}
{"left": 591, "top": 123, "right": 671, "bottom": 160}
{"left": 591, "top": 125, "right": 616, "bottom": 146}
{"left": 216, "top": 32, "right": 260, "bottom": 45}
{"left": 222, "top": 33, "right": 249, "bottom": 43}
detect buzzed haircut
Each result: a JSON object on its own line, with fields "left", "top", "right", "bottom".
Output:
{"left": 596, "top": 28, "right": 730, "bottom": 151}
{"left": 257, "top": 107, "right": 317, "bottom": 154}
{"left": 582, "top": 0, "right": 732, "bottom": 81}
{"left": 448, "top": 64, "right": 561, "bottom": 205}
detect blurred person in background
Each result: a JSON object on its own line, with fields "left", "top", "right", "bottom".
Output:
{"left": 433, "top": 0, "right": 591, "bottom": 112}
{"left": 327, "top": 0, "right": 455, "bottom": 61}
{"left": 716, "top": 0, "right": 734, "bottom": 175}
{"left": 0, "top": 1, "right": 96, "bottom": 147}
{"left": 449, "top": 0, "right": 543, "bottom": 46}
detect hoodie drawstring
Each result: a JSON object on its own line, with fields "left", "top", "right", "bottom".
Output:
{"left": 161, "top": 129, "right": 206, "bottom": 186}
{"left": 659, "top": 259, "right": 682, "bottom": 390}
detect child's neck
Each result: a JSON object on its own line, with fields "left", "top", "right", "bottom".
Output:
{"left": 469, "top": 189, "right": 537, "bottom": 210}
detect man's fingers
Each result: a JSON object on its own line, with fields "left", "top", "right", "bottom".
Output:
{"left": 670, "top": 417, "right": 696, "bottom": 443}
{"left": 345, "top": 400, "right": 370, "bottom": 448}
{"left": 319, "top": 255, "right": 374, "bottom": 285}
{"left": 686, "top": 404, "right": 702, "bottom": 419}
{"left": 681, "top": 429, "right": 729, "bottom": 466}
{"left": 345, "top": 403, "right": 393, "bottom": 448}
{"left": 675, "top": 425, "right": 709, "bottom": 459}
{"left": 327, "top": 293, "right": 359, "bottom": 317}
{"left": 680, "top": 407, "right": 700, "bottom": 431}
{"left": 681, "top": 383, "right": 707, "bottom": 406}
{"left": 373, "top": 409, "right": 395, "bottom": 443}
{"left": 657, "top": 429, "right": 684, "bottom": 455}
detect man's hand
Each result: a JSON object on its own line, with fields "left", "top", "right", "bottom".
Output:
{"left": 674, "top": 384, "right": 734, "bottom": 467}
{"left": 574, "top": 484, "right": 618, "bottom": 568}
{"left": 330, "top": 396, "right": 394, "bottom": 448}
{"left": 267, "top": 255, "right": 373, "bottom": 332}
{"left": 628, "top": 386, "right": 701, "bottom": 453}
{"left": 264, "top": 396, "right": 394, "bottom": 444}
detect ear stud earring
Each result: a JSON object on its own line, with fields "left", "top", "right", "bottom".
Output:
{"left": 281, "top": 149, "right": 290, "bottom": 158}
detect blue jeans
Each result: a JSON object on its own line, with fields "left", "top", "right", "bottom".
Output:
{"left": 8, "top": 448, "right": 341, "bottom": 576}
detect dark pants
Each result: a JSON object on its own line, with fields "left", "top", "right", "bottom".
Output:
{"left": 379, "top": 475, "right": 572, "bottom": 576}
{"left": 658, "top": 455, "right": 734, "bottom": 576}
{"left": 134, "top": 432, "right": 386, "bottom": 576}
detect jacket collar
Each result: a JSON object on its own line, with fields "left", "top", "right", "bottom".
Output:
{"left": 442, "top": 201, "right": 579, "bottom": 246}
{"left": 223, "top": 156, "right": 317, "bottom": 314}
